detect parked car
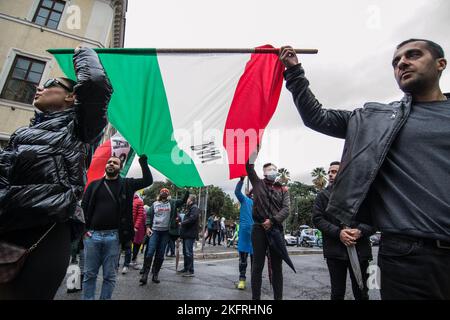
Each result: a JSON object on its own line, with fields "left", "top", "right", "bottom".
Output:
{"left": 298, "top": 228, "right": 320, "bottom": 247}
{"left": 284, "top": 234, "right": 298, "bottom": 246}
{"left": 370, "top": 232, "right": 381, "bottom": 246}
{"left": 292, "top": 225, "right": 311, "bottom": 237}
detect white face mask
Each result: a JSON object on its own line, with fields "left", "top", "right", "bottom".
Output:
{"left": 264, "top": 169, "right": 278, "bottom": 181}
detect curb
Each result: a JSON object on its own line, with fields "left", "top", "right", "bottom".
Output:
{"left": 193, "top": 249, "right": 323, "bottom": 260}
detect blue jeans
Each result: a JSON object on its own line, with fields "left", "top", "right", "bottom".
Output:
{"left": 146, "top": 230, "right": 170, "bottom": 261}
{"left": 82, "top": 230, "right": 120, "bottom": 300}
{"left": 182, "top": 238, "right": 195, "bottom": 273}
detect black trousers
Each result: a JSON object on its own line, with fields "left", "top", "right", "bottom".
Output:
{"left": 379, "top": 234, "right": 450, "bottom": 300}
{"left": 239, "top": 251, "right": 253, "bottom": 281}
{"left": 132, "top": 242, "right": 141, "bottom": 261}
{"left": 205, "top": 229, "right": 213, "bottom": 244}
{"left": 212, "top": 229, "right": 220, "bottom": 245}
{"left": 143, "top": 236, "right": 150, "bottom": 256}
{"left": 217, "top": 229, "right": 222, "bottom": 245}
{"left": 251, "top": 225, "right": 283, "bottom": 300}
{"left": 0, "top": 222, "right": 71, "bottom": 300}
{"left": 326, "top": 258, "right": 369, "bottom": 300}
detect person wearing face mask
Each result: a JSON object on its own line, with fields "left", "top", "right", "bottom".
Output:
{"left": 140, "top": 188, "right": 189, "bottom": 285}
{"left": 234, "top": 177, "right": 254, "bottom": 290}
{"left": 246, "top": 151, "right": 290, "bottom": 300}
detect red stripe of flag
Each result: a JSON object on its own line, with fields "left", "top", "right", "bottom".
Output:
{"left": 86, "top": 138, "right": 111, "bottom": 187}
{"left": 223, "top": 45, "right": 284, "bottom": 179}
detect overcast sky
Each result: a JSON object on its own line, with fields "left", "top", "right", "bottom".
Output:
{"left": 124, "top": 0, "right": 450, "bottom": 196}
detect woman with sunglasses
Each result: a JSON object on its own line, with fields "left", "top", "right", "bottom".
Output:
{"left": 0, "top": 46, "right": 113, "bottom": 299}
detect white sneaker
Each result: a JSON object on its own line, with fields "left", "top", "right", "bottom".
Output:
{"left": 122, "top": 266, "right": 129, "bottom": 274}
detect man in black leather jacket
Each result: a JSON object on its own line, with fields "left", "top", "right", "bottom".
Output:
{"left": 313, "top": 161, "right": 374, "bottom": 300}
{"left": 280, "top": 39, "right": 450, "bottom": 299}
{"left": 0, "top": 46, "right": 112, "bottom": 299}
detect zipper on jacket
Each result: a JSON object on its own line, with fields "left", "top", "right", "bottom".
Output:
{"left": 390, "top": 110, "right": 397, "bottom": 119}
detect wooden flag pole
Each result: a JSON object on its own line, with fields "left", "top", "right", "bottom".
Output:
{"left": 48, "top": 48, "right": 318, "bottom": 55}
{"left": 154, "top": 48, "right": 318, "bottom": 54}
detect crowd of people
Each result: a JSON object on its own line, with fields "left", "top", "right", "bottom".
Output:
{"left": 0, "top": 38, "right": 449, "bottom": 300}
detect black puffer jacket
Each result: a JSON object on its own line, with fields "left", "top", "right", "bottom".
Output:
{"left": 312, "top": 186, "right": 374, "bottom": 261}
{"left": 0, "top": 47, "right": 112, "bottom": 234}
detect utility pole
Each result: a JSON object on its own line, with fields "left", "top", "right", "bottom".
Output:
{"left": 203, "top": 186, "right": 209, "bottom": 230}
{"left": 201, "top": 186, "right": 209, "bottom": 254}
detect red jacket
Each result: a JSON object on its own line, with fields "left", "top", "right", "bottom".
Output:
{"left": 132, "top": 194, "right": 146, "bottom": 244}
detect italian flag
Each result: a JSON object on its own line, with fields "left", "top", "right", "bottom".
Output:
{"left": 50, "top": 46, "right": 283, "bottom": 187}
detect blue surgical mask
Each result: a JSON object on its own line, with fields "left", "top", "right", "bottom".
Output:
{"left": 265, "top": 170, "right": 278, "bottom": 181}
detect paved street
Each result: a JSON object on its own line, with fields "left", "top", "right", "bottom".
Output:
{"left": 55, "top": 246, "right": 380, "bottom": 300}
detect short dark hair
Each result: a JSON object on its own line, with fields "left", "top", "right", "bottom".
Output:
{"left": 109, "top": 156, "right": 123, "bottom": 169}
{"left": 58, "top": 77, "right": 77, "bottom": 92}
{"left": 263, "top": 163, "right": 275, "bottom": 169}
{"left": 188, "top": 194, "right": 197, "bottom": 204}
{"left": 397, "top": 39, "right": 445, "bottom": 59}
{"left": 330, "top": 161, "right": 340, "bottom": 166}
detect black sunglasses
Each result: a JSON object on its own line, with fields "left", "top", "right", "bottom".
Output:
{"left": 43, "top": 78, "right": 74, "bottom": 92}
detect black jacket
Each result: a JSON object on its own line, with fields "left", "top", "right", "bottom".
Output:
{"left": 312, "top": 186, "right": 374, "bottom": 260}
{"left": 180, "top": 204, "right": 199, "bottom": 239}
{"left": 246, "top": 161, "right": 290, "bottom": 226}
{"left": 284, "top": 64, "right": 450, "bottom": 226}
{"left": 81, "top": 157, "right": 152, "bottom": 243}
{"left": 0, "top": 47, "right": 112, "bottom": 234}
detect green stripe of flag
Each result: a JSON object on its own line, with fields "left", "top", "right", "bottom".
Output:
{"left": 51, "top": 49, "right": 204, "bottom": 187}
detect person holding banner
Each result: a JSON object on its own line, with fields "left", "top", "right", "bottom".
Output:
{"left": 0, "top": 46, "right": 112, "bottom": 300}
{"left": 280, "top": 39, "right": 450, "bottom": 299}
{"left": 234, "top": 177, "right": 254, "bottom": 290}
{"left": 140, "top": 188, "right": 189, "bottom": 285}
{"left": 81, "top": 154, "right": 152, "bottom": 299}
{"left": 246, "top": 151, "right": 291, "bottom": 300}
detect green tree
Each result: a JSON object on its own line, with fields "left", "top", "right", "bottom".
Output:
{"left": 286, "top": 181, "right": 317, "bottom": 233}
{"left": 142, "top": 182, "right": 240, "bottom": 228}
{"left": 206, "top": 186, "right": 225, "bottom": 216}
{"left": 222, "top": 194, "right": 239, "bottom": 220}
{"left": 142, "top": 181, "right": 166, "bottom": 206}
{"left": 278, "top": 168, "right": 291, "bottom": 185}
{"left": 311, "top": 167, "right": 327, "bottom": 191}
{"left": 142, "top": 179, "right": 198, "bottom": 206}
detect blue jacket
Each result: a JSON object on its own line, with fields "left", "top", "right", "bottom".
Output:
{"left": 235, "top": 181, "right": 254, "bottom": 228}
{"left": 207, "top": 216, "right": 214, "bottom": 230}
{"left": 235, "top": 180, "right": 254, "bottom": 253}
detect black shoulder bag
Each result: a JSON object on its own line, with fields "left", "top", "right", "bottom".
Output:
{"left": 0, "top": 223, "right": 56, "bottom": 284}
